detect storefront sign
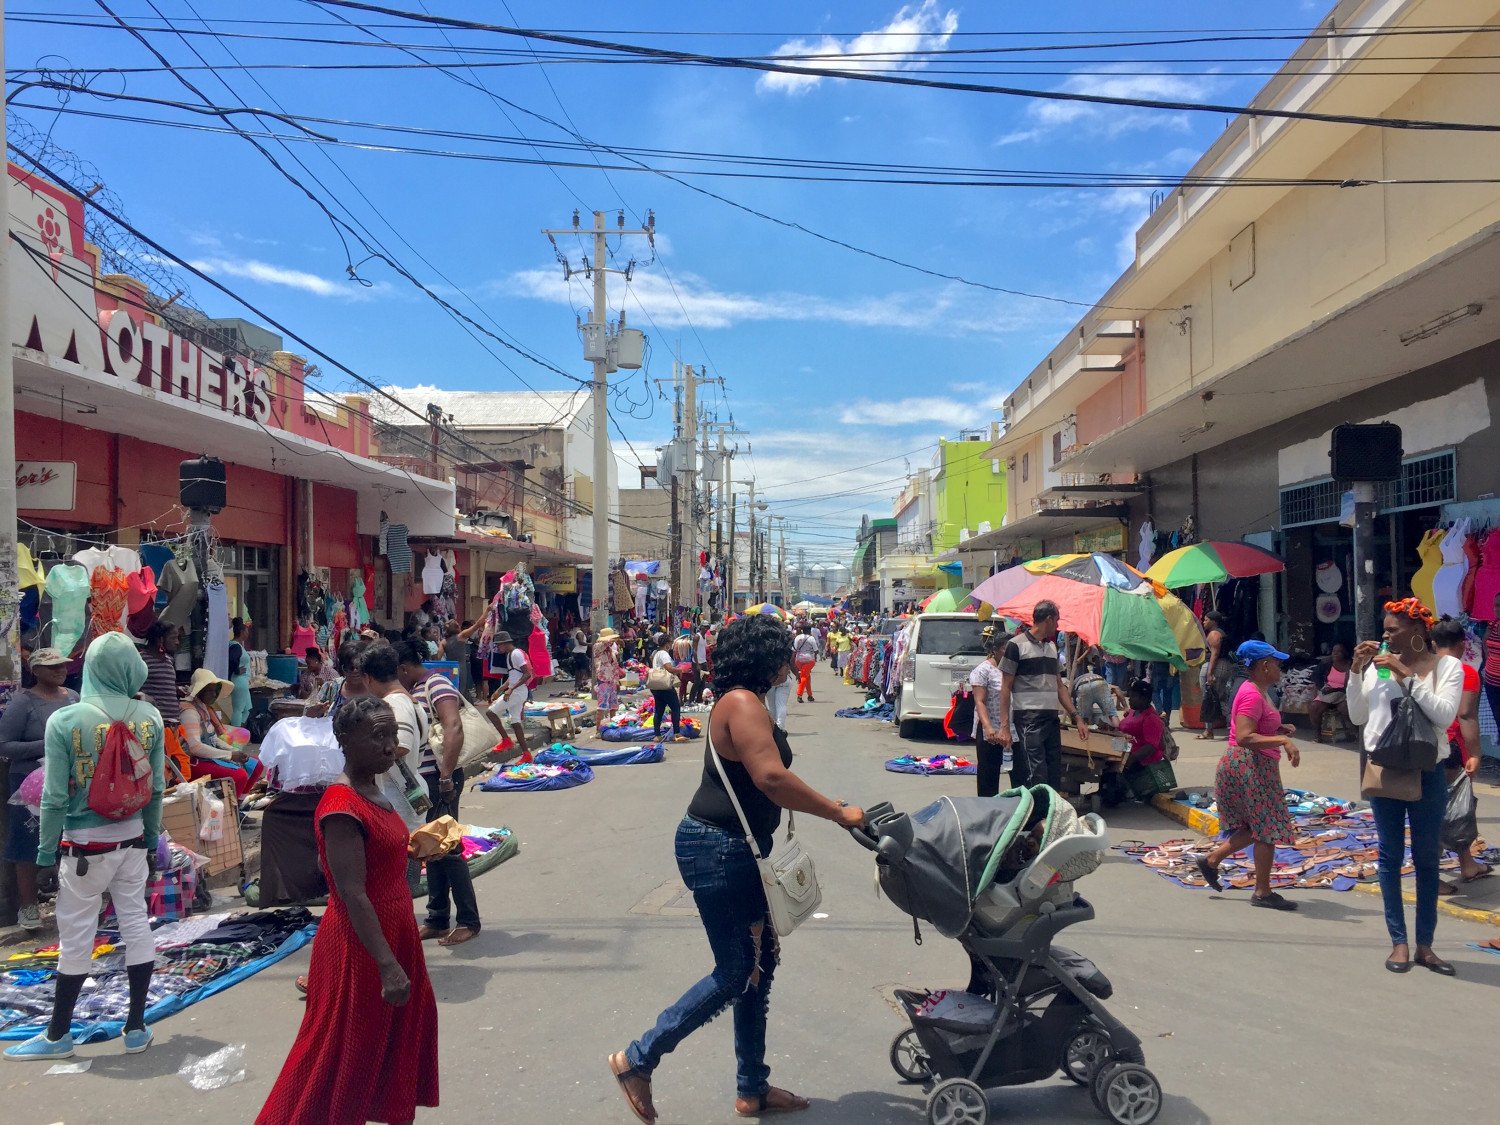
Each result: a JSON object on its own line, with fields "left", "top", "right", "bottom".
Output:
{"left": 16, "top": 461, "right": 76, "bottom": 511}
{"left": 1074, "top": 525, "right": 1128, "bottom": 554}
{"left": 533, "top": 565, "right": 578, "bottom": 593}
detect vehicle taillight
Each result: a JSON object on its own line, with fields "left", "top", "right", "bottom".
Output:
{"left": 901, "top": 657, "right": 915, "bottom": 683}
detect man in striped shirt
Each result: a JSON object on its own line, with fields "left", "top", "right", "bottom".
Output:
{"left": 997, "top": 600, "right": 1088, "bottom": 790}
{"left": 396, "top": 640, "right": 481, "bottom": 947}
{"left": 139, "top": 623, "right": 183, "bottom": 723}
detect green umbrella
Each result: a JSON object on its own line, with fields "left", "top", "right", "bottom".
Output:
{"left": 921, "top": 587, "right": 972, "bottom": 614}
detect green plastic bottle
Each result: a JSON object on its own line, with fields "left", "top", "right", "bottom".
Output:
{"left": 1375, "top": 641, "right": 1392, "bottom": 680}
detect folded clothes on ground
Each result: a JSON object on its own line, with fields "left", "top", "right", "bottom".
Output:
{"left": 478, "top": 759, "right": 595, "bottom": 792}
{"left": 0, "top": 908, "right": 317, "bottom": 1043}
{"left": 836, "top": 703, "right": 894, "bottom": 721}
{"left": 536, "top": 743, "right": 665, "bottom": 766}
{"left": 885, "top": 754, "right": 976, "bottom": 776}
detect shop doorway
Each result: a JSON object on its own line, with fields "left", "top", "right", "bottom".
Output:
{"left": 222, "top": 544, "right": 281, "bottom": 653}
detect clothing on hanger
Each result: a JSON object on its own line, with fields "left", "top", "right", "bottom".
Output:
{"left": 1410, "top": 527, "right": 1444, "bottom": 615}
{"left": 421, "top": 549, "right": 445, "bottom": 595}
{"left": 157, "top": 557, "right": 202, "bottom": 629}
{"left": 88, "top": 565, "right": 130, "bottom": 636}
{"left": 1432, "top": 517, "right": 1469, "bottom": 619}
{"left": 71, "top": 543, "right": 140, "bottom": 576}
{"left": 204, "top": 582, "right": 230, "bottom": 679}
{"left": 17, "top": 543, "right": 45, "bottom": 591}
{"left": 44, "top": 563, "right": 89, "bottom": 654}
{"left": 385, "top": 523, "right": 412, "bottom": 574}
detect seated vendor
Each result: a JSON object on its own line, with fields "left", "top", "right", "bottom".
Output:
{"left": 297, "top": 647, "right": 334, "bottom": 699}
{"left": 181, "top": 668, "right": 266, "bottom": 802}
{"left": 1116, "top": 679, "right": 1176, "bottom": 802}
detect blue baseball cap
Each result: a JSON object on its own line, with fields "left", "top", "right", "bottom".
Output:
{"left": 1237, "top": 639, "right": 1289, "bottom": 664}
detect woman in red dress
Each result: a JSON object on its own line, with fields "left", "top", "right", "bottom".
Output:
{"left": 257, "top": 697, "right": 438, "bottom": 1125}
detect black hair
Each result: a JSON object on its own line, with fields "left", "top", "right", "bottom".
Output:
{"left": 143, "top": 621, "right": 177, "bottom": 648}
{"left": 1204, "top": 611, "right": 1227, "bottom": 628}
{"left": 357, "top": 642, "right": 399, "bottom": 682}
{"left": 333, "top": 695, "right": 393, "bottom": 746}
{"left": 1431, "top": 616, "right": 1466, "bottom": 650}
{"left": 336, "top": 639, "right": 367, "bottom": 674}
{"left": 305, "top": 646, "right": 322, "bottom": 661}
{"left": 394, "top": 638, "right": 428, "bottom": 668}
{"left": 1033, "top": 599, "right": 1060, "bottom": 624}
{"left": 1127, "top": 678, "right": 1153, "bottom": 701}
{"left": 230, "top": 617, "right": 244, "bottom": 634}
{"left": 711, "top": 614, "right": 795, "bottom": 698}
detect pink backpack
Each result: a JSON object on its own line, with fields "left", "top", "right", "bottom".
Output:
{"left": 87, "top": 715, "right": 154, "bottom": 820}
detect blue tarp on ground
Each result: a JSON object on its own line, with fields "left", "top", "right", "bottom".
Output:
{"left": 599, "top": 721, "right": 699, "bottom": 742}
{"left": 536, "top": 744, "right": 664, "bottom": 766}
{"left": 0, "top": 922, "right": 317, "bottom": 1044}
{"left": 478, "top": 761, "right": 595, "bottom": 791}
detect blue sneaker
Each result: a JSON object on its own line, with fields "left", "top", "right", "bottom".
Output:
{"left": 123, "top": 1028, "right": 153, "bottom": 1055}
{"left": 4, "top": 1032, "right": 75, "bottom": 1061}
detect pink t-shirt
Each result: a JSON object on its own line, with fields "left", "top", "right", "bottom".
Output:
{"left": 1227, "top": 679, "right": 1284, "bottom": 760}
{"left": 1117, "top": 708, "right": 1165, "bottom": 765}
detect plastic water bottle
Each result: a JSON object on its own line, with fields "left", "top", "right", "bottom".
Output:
{"left": 1375, "top": 641, "right": 1392, "bottom": 680}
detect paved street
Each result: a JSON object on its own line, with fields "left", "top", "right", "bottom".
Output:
{"left": 13, "top": 677, "right": 1499, "bottom": 1124}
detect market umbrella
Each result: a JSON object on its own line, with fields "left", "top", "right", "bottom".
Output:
{"left": 984, "top": 575, "right": 1190, "bottom": 668}
{"left": 745, "top": 602, "right": 788, "bottom": 619}
{"left": 920, "top": 587, "right": 972, "bottom": 614}
{"left": 1146, "top": 540, "right": 1285, "bottom": 588}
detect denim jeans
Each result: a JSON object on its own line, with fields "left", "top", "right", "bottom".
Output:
{"left": 652, "top": 689, "right": 682, "bottom": 738}
{"left": 1075, "top": 680, "right": 1117, "bottom": 725}
{"left": 1369, "top": 766, "right": 1446, "bottom": 947}
{"left": 628, "top": 817, "right": 777, "bottom": 1099}
{"left": 422, "top": 768, "right": 480, "bottom": 932}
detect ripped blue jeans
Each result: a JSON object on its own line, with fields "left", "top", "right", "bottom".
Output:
{"left": 627, "top": 816, "right": 779, "bottom": 1099}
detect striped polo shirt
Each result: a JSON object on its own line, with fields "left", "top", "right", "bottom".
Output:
{"left": 415, "top": 670, "right": 462, "bottom": 777}
{"left": 1000, "top": 628, "right": 1065, "bottom": 715}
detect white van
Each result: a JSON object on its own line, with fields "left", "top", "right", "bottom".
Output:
{"left": 894, "top": 612, "right": 987, "bottom": 739}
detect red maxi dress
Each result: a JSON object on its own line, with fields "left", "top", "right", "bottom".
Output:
{"left": 257, "top": 785, "right": 439, "bottom": 1125}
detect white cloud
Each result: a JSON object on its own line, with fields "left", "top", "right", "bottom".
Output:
{"left": 502, "top": 266, "right": 1052, "bottom": 338}
{"left": 839, "top": 392, "right": 1005, "bottom": 428}
{"left": 997, "top": 68, "right": 1212, "bottom": 145}
{"left": 757, "top": 1, "right": 959, "bottom": 95}
{"left": 186, "top": 255, "right": 385, "bottom": 299}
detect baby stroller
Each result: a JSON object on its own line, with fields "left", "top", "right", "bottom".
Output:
{"left": 850, "top": 785, "right": 1163, "bottom": 1125}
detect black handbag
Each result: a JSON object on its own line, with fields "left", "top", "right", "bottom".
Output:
{"left": 1369, "top": 687, "right": 1440, "bottom": 773}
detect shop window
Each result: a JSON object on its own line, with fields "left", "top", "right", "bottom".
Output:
{"left": 1279, "top": 449, "right": 1456, "bottom": 529}
{"left": 1021, "top": 453, "right": 1030, "bottom": 482}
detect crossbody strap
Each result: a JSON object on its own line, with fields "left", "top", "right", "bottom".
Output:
{"left": 706, "top": 703, "right": 793, "bottom": 860}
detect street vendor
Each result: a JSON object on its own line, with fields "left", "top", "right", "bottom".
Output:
{"left": 1115, "top": 680, "right": 1176, "bottom": 801}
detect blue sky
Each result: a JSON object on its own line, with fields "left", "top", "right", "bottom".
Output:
{"left": 6, "top": 1, "right": 1328, "bottom": 562}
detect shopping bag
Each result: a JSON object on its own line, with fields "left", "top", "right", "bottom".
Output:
{"left": 1369, "top": 691, "right": 1440, "bottom": 772}
{"left": 1441, "top": 773, "right": 1479, "bottom": 853}
{"left": 1360, "top": 758, "right": 1422, "bottom": 801}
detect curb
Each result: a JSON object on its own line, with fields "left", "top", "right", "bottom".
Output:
{"left": 1148, "top": 792, "right": 1500, "bottom": 929}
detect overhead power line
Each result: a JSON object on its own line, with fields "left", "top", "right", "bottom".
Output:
{"left": 312, "top": 1, "right": 1500, "bottom": 133}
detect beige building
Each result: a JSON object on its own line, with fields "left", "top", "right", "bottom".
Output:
{"left": 618, "top": 487, "right": 672, "bottom": 561}
{"left": 982, "top": 0, "right": 1500, "bottom": 661}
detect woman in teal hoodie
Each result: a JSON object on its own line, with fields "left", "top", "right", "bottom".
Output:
{"left": 5, "top": 632, "right": 166, "bottom": 1061}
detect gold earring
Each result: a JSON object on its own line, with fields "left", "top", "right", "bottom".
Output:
{"left": 1412, "top": 636, "right": 1427, "bottom": 653}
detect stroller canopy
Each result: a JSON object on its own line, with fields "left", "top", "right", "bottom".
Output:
{"left": 876, "top": 792, "right": 1032, "bottom": 939}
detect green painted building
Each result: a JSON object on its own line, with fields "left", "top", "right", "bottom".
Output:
{"left": 932, "top": 437, "right": 1007, "bottom": 555}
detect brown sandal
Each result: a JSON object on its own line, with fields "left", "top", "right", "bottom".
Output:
{"left": 608, "top": 1051, "right": 656, "bottom": 1124}
{"left": 735, "top": 1086, "right": 811, "bottom": 1117}
{"left": 439, "top": 926, "right": 479, "bottom": 947}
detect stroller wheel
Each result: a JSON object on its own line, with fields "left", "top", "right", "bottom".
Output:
{"left": 1091, "top": 1062, "right": 1163, "bottom": 1125}
{"left": 1061, "top": 1021, "right": 1113, "bottom": 1086}
{"left": 889, "top": 1028, "right": 932, "bottom": 1083}
{"left": 925, "top": 1077, "right": 989, "bottom": 1125}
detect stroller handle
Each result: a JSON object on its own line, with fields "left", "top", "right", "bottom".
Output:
{"left": 847, "top": 800, "right": 897, "bottom": 853}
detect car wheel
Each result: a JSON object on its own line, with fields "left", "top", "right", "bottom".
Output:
{"left": 898, "top": 719, "right": 920, "bottom": 739}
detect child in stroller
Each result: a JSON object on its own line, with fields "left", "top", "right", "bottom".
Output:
{"left": 850, "top": 784, "right": 1163, "bottom": 1125}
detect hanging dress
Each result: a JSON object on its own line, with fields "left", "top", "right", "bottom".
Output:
{"left": 1461, "top": 528, "right": 1482, "bottom": 616}
{"left": 1409, "top": 528, "right": 1445, "bottom": 615}
{"left": 1472, "top": 528, "right": 1500, "bottom": 624}
{"left": 88, "top": 566, "right": 130, "bottom": 637}
{"left": 44, "top": 564, "right": 89, "bottom": 654}
{"left": 1432, "top": 519, "right": 1469, "bottom": 619}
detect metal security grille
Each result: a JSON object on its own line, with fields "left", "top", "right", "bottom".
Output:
{"left": 1279, "top": 448, "right": 1456, "bottom": 528}
{"left": 1279, "top": 478, "right": 1342, "bottom": 528}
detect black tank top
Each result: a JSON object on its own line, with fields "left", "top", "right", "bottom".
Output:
{"left": 687, "top": 715, "right": 793, "bottom": 841}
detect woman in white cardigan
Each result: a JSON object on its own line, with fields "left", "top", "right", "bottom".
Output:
{"left": 1348, "top": 598, "right": 1464, "bottom": 976}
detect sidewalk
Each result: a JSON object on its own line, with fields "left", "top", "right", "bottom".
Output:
{"left": 1156, "top": 726, "right": 1500, "bottom": 924}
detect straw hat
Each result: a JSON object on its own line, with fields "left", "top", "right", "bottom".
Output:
{"left": 597, "top": 627, "right": 620, "bottom": 643}
{"left": 187, "top": 668, "right": 235, "bottom": 709}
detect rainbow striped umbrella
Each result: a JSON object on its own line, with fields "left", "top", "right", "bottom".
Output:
{"left": 1146, "top": 541, "right": 1285, "bottom": 588}
{"left": 745, "top": 602, "right": 789, "bottom": 619}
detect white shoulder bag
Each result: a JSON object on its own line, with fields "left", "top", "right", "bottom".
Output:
{"left": 708, "top": 718, "right": 822, "bottom": 936}
{"left": 419, "top": 679, "right": 502, "bottom": 772}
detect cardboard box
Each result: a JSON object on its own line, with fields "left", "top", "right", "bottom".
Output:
{"left": 160, "top": 777, "right": 244, "bottom": 878}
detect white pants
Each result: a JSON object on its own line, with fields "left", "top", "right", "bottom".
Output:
{"left": 766, "top": 679, "right": 792, "bottom": 730}
{"left": 57, "top": 847, "right": 153, "bottom": 976}
{"left": 489, "top": 684, "right": 529, "bottom": 726}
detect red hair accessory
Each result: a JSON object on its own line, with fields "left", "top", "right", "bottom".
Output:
{"left": 1383, "top": 597, "right": 1435, "bottom": 630}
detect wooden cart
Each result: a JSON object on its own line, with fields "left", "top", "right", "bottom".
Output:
{"left": 1058, "top": 728, "right": 1132, "bottom": 813}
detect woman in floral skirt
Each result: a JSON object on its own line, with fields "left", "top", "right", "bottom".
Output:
{"left": 1196, "top": 640, "right": 1302, "bottom": 911}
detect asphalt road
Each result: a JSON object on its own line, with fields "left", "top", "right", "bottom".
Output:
{"left": 11, "top": 675, "right": 1498, "bottom": 1124}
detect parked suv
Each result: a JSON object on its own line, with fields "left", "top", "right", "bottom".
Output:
{"left": 894, "top": 613, "right": 987, "bottom": 739}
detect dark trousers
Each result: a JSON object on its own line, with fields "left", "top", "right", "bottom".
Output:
{"left": 975, "top": 736, "right": 1007, "bottom": 799}
{"left": 652, "top": 688, "right": 683, "bottom": 738}
{"left": 422, "top": 768, "right": 480, "bottom": 932}
{"left": 1010, "top": 711, "right": 1062, "bottom": 790}
{"left": 1370, "top": 765, "right": 1446, "bottom": 947}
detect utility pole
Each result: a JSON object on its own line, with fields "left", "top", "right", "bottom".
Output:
{"left": 0, "top": 4, "right": 18, "bottom": 698}
{"left": 726, "top": 486, "right": 737, "bottom": 615}
{"left": 542, "top": 210, "right": 654, "bottom": 631}
{"left": 747, "top": 479, "right": 758, "bottom": 606}
{"left": 680, "top": 363, "right": 697, "bottom": 619}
